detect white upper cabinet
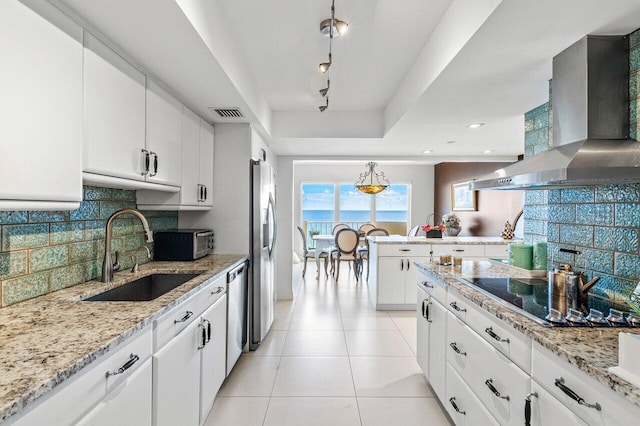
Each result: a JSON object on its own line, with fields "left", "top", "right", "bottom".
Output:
{"left": 83, "top": 31, "right": 146, "bottom": 182}
{"left": 0, "top": 0, "right": 82, "bottom": 210}
{"left": 137, "top": 107, "right": 214, "bottom": 210}
{"left": 145, "top": 81, "right": 183, "bottom": 187}
{"left": 199, "top": 120, "right": 214, "bottom": 207}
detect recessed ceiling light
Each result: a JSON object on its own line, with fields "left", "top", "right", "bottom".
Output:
{"left": 467, "top": 123, "right": 485, "bottom": 129}
{"left": 483, "top": 150, "right": 493, "bottom": 154}
{"left": 446, "top": 140, "right": 456, "bottom": 145}
{"left": 422, "top": 150, "right": 433, "bottom": 154}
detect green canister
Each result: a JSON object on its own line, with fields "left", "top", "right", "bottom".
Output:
{"left": 533, "top": 242, "right": 548, "bottom": 270}
{"left": 508, "top": 243, "right": 533, "bottom": 269}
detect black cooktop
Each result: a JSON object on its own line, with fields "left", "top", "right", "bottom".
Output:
{"left": 459, "top": 277, "right": 638, "bottom": 327}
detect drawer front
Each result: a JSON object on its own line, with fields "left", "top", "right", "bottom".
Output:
{"left": 532, "top": 341, "right": 640, "bottom": 425}
{"left": 446, "top": 363, "right": 499, "bottom": 426}
{"left": 9, "top": 328, "right": 152, "bottom": 426}
{"left": 485, "top": 244, "right": 509, "bottom": 258}
{"left": 529, "top": 380, "right": 588, "bottom": 426}
{"left": 448, "top": 312, "right": 530, "bottom": 426}
{"left": 154, "top": 276, "right": 226, "bottom": 352}
{"left": 417, "top": 270, "right": 446, "bottom": 305}
{"left": 448, "top": 286, "right": 531, "bottom": 373}
{"left": 432, "top": 244, "right": 485, "bottom": 258}
{"left": 378, "top": 244, "right": 431, "bottom": 257}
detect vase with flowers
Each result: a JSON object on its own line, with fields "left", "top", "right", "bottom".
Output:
{"left": 421, "top": 223, "right": 446, "bottom": 238}
{"left": 442, "top": 212, "right": 461, "bottom": 236}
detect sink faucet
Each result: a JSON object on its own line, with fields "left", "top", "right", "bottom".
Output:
{"left": 102, "top": 209, "right": 154, "bottom": 282}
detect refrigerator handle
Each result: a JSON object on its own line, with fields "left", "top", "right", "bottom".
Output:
{"left": 267, "top": 193, "right": 277, "bottom": 258}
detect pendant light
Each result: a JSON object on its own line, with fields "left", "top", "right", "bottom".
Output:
{"left": 355, "top": 162, "right": 390, "bottom": 194}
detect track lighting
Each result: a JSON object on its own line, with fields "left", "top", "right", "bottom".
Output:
{"left": 319, "top": 54, "right": 332, "bottom": 73}
{"left": 317, "top": 0, "right": 348, "bottom": 112}
{"left": 319, "top": 80, "right": 330, "bottom": 97}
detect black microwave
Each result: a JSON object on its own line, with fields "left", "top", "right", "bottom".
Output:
{"left": 154, "top": 229, "right": 214, "bottom": 261}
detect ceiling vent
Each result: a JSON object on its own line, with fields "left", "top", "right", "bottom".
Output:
{"left": 209, "top": 107, "right": 244, "bottom": 119}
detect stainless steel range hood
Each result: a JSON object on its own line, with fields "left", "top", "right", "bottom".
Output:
{"left": 471, "top": 35, "right": 640, "bottom": 190}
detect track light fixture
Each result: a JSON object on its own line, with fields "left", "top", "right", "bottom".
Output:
{"left": 317, "top": 0, "right": 347, "bottom": 112}
{"left": 319, "top": 80, "right": 330, "bottom": 97}
{"left": 319, "top": 97, "right": 329, "bottom": 112}
{"left": 318, "top": 53, "right": 332, "bottom": 73}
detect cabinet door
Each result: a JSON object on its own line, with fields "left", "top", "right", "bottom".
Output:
{"left": 404, "top": 258, "right": 418, "bottom": 304}
{"left": 181, "top": 107, "right": 201, "bottom": 206}
{"left": 199, "top": 120, "right": 214, "bottom": 207}
{"left": 429, "top": 299, "right": 447, "bottom": 401}
{"left": 0, "top": 0, "right": 82, "bottom": 204}
{"left": 83, "top": 31, "right": 146, "bottom": 181}
{"left": 416, "top": 287, "right": 430, "bottom": 375}
{"left": 146, "top": 80, "right": 183, "bottom": 187}
{"left": 76, "top": 358, "right": 152, "bottom": 426}
{"left": 153, "top": 317, "right": 201, "bottom": 426}
{"left": 529, "top": 381, "right": 587, "bottom": 426}
{"left": 377, "top": 257, "right": 405, "bottom": 304}
{"left": 200, "top": 295, "right": 227, "bottom": 423}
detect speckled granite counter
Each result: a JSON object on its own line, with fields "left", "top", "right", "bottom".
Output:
{"left": 0, "top": 254, "right": 247, "bottom": 423}
{"left": 368, "top": 235, "right": 517, "bottom": 245}
{"left": 414, "top": 259, "right": 640, "bottom": 408}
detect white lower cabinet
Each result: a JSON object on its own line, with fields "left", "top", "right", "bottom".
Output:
{"left": 447, "top": 312, "right": 529, "bottom": 425}
{"left": 77, "top": 358, "right": 153, "bottom": 426}
{"left": 446, "top": 363, "right": 499, "bottom": 425}
{"left": 417, "top": 284, "right": 447, "bottom": 401}
{"left": 528, "top": 380, "right": 588, "bottom": 426}
{"left": 199, "top": 295, "right": 228, "bottom": 424}
{"left": 153, "top": 289, "right": 228, "bottom": 426}
{"left": 153, "top": 315, "right": 202, "bottom": 426}
{"left": 6, "top": 328, "right": 152, "bottom": 426}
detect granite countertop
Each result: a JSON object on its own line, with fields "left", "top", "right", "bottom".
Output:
{"left": 0, "top": 254, "right": 247, "bottom": 423}
{"left": 368, "top": 235, "right": 517, "bottom": 245}
{"left": 414, "top": 260, "right": 640, "bottom": 408}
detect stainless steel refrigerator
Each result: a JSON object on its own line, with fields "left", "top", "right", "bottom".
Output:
{"left": 249, "top": 159, "right": 277, "bottom": 350}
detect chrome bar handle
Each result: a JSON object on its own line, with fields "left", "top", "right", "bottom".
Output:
{"left": 203, "top": 319, "right": 212, "bottom": 343}
{"left": 525, "top": 392, "right": 538, "bottom": 426}
{"left": 174, "top": 310, "right": 193, "bottom": 324}
{"left": 450, "top": 301, "right": 466, "bottom": 312}
{"left": 449, "top": 342, "right": 466, "bottom": 356}
{"left": 554, "top": 377, "right": 601, "bottom": 411}
{"left": 422, "top": 280, "right": 434, "bottom": 288}
{"left": 485, "top": 378, "right": 510, "bottom": 400}
{"left": 141, "top": 149, "right": 150, "bottom": 176}
{"left": 484, "top": 327, "right": 510, "bottom": 343}
{"left": 149, "top": 151, "right": 158, "bottom": 177}
{"left": 448, "top": 397, "right": 466, "bottom": 415}
{"left": 211, "top": 286, "right": 224, "bottom": 295}
{"left": 105, "top": 353, "right": 139, "bottom": 378}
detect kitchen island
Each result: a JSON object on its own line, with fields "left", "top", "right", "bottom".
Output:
{"left": 0, "top": 254, "right": 247, "bottom": 424}
{"left": 366, "top": 235, "right": 514, "bottom": 310}
{"left": 415, "top": 259, "right": 640, "bottom": 425}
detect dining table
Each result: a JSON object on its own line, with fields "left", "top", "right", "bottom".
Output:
{"left": 311, "top": 234, "right": 366, "bottom": 279}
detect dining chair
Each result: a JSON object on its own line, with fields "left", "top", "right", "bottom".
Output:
{"left": 326, "top": 223, "right": 351, "bottom": 275}
{"left": 358, "top": 223, "right": 376, "bottom": 235}
{"left": 407, "top": 225, "right": 420, "bottom": 237}
{"left": 297, "top": 226, "right": 328, "bottom": 278}
{"left": 359, "top": 228, "right": 389, "bottom": 280}
{"left": 331, "top": 228, "right": 360, "bottom": 281}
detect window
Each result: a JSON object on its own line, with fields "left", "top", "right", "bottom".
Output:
{"left": 375, "top": 184, "right": 408, "bottom": 223}
{"left": 301, "top": 183, "right": 410, "bottom": 238}
{"left": 339, "top": 184, "right": 371, "bottom": 223}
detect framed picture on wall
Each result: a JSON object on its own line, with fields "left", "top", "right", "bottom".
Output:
{"left": 451, "top": 181, "right": 477, "bottom": 211}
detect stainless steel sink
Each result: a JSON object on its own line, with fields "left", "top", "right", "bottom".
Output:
{"left": 84, "top": 273, "right": 200, "bottom": 302}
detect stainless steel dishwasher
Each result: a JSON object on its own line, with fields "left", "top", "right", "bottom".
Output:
{"left": 226, "top": 261, "right": 248, "bottom": 375}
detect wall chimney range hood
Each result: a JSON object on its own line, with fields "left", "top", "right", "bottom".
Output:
{"left": 471, "top": 35, "right": 640, "bottom": 190}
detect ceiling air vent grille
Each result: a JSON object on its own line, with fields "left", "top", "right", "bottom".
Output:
{"left": 211, "top": 108, "right": 244, "bottom": 118}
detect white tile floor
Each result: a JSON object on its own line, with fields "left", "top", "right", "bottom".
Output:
{"left": 205, "top": 264, "right": 452, "bottom": 426}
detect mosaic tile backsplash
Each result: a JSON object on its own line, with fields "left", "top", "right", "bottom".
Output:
{"left": 0, "top": 186, "right": 177, "bottom": 307}
{"left": 523, "top": 30, "right": 640, "bottom": 305}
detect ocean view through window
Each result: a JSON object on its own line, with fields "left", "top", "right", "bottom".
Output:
{"left": 301, "top": 183, "right": 409, "bottom": 245}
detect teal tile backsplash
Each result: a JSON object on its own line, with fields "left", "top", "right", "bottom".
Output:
{"left": 523, "top": 29, "right": 640, "bottom": 305}
{"left": 0, "top": 186, "right": 177, "bottom": 307}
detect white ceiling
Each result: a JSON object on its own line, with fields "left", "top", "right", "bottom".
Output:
{"left": 53, "top": 0, "right": 640, "bottom": 161}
